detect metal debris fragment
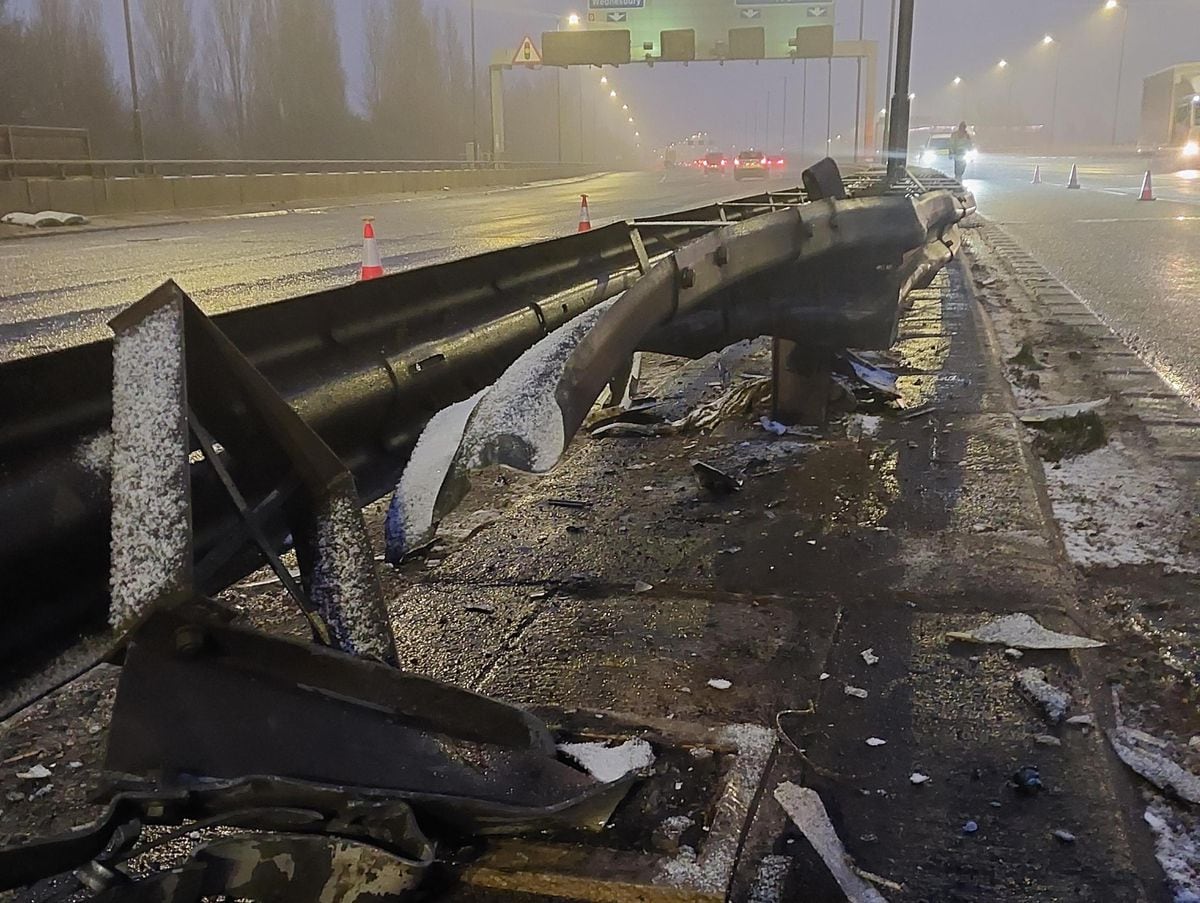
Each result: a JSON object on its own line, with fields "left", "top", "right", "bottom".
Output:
{"left": 773, "top": 783, "right": 889, "bottom": 903}
{"left": 947, "top": 613, "right": 1104, "bottom": 650}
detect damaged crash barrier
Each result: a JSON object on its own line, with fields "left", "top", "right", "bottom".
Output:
{"left": 386, "top": 159, "right": 976, "bottom": 559}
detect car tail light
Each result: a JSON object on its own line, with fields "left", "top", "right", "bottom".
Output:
{"left": 776, "top": 159, "right": 785, "bottom": 166}
{"left": 734, "top": 158, "right": 741, "bottom": 166}
{"left": 721, "top": 159, "right": 728, "bottom": 166}
{"left": 761, "top": 157, "right": 768, "bottom": 165}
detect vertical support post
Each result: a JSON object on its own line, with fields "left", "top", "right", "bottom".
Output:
{"left": 886, "top": 0, "right": 915, "bottom": 183}
{"left": 470, "top": 0, "right": 479, "bottom": 163}
{"left": 863, "top": 42, "right": 877, "bottom": 159}
{"left": 772, "top": 340, "right": 832, "bottom": 426}
{"left": 782, "top": 76, "right": 789, "bottom": 150}
{"left": 490, "top": 65, "right": 506, "bottom": 160}
{"left": 825, "top": 56, "right": 833, "bottom": 157}
{"left": 556, "top": 68, "right": 563, "bottom": 164}
{"left": 853, "top": 0, "right": 864, "bottom": 161}
{"left": 121, "top": 0, "right": 147, "bottom": 163}
{"left": 883, "top": 0, "right": 898, "bottom": 159}
{"left": 801, "top": 60, "right": 808, "bottom": 161}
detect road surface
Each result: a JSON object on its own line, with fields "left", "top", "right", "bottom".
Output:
{"left": 964, "top": 153, "right": 1200, "bottom": 402}
{"left": 0, "top": 169, "right": 794, "bottom": 361}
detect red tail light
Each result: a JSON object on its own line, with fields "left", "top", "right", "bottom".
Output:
{"left": 734, "top": 158, "right": 741, "bottom": 166}
{"left": 760, "top": 157, "right": 768, "bottom": 165}
{"left": 721, "top": 159, "right": 728, "bottom": 166}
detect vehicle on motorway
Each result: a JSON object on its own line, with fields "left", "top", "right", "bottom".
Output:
{"left": 701, "top": 151, "right": 728, "bottom": 175}
{"left": 768, "top": 153, "right": 787, "bottom": 173}
{"left": 1138, "top": 63, "right": 1200, "bottom": 162}
{"left": 920, "top": 131, "right": 978, "bottom": 172}
{"left": 733, "top": 149, "right": 769, "bottom": 181}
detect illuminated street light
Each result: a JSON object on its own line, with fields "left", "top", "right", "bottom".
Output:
{"left": 567, "top": 12, "right": 580, "bottom": 26}
{"left": 1043, "top": 34, "right": 1054, "bottom": 45}
{"left": 628, "top": 117, "right": 634, "bottom": 123}
{"left": 1105, "top": 0, "right": 1118, "bottom": 9}
{"left": 1102, "top": 0, "right": 1130, "bottom": 145}
{"left": 610, "top": 90, "right": 617, "bottom": 99}
{"left": 908, "top": 92, "right": 916, "bottom": 101}
{"left": 600, "top": 76, "right": 608, "bottom": 85}
{"left": 622, "top": 104, "right": 628, "bottom": 111}
{"left": 953, "top": 76, "right": 962, "bottom": 85}
{"left": 998, "top": 59, "right": 1008, "bottom": 69}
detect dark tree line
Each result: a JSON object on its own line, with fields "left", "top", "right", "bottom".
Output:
{"left": 0, "top": 0, "right": 634, "bottom": 163}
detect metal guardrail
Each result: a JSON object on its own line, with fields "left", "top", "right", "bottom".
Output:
{"left": 0, "top": 157, "right": 602, "bottom": 180}
{"left": 0, "top": 162, "right": 974, "bottom": 671}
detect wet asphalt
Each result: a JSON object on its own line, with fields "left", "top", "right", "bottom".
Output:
{"left": 0, "top": 169, "right": 796, "bottom": 361}
{"left": 962, "top": 153, "right": 1200, "bottom": 404}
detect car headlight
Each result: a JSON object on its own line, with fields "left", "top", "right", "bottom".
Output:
{"left": 1184, "top": 141, "right": 1200, "bottom": 158}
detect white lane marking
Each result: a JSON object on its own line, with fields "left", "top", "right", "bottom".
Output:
{"left": 0, "top": 252, "right": 28, "bottom": 261}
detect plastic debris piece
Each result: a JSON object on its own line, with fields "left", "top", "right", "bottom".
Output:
{"left": 1067, "top": 714, "right": 1096, "bottom": 728}
{"left": 842, "top": 352, "right": 901, "bottom": 399}
{"left": 557, "top": 738, "right": 655, "bottom": 783}
{"left": 1012, "top": 766, "right": 1044, "bottom": 795}
{"left": 861, "top": 648, "right": 880, "bottom": 666}
{"left": 760, "top": 416, "right": 789, "bottom": 437}
{"left": 1053, "top": 829, "right": 1076, "bottom": 844}
{"left": 16, "top": 765, "right": 51, "bottom": 780}
{"left": 1109, "top": 727, "right": 1200, "bottom": 805}
{"left": 910, "top": 772, "right": 931, "bottom": 785}
{"left": 692, "top": 460, "right": 743, "bottom": 495}
{"left": 845, "top": 686, "right": 869, "bottom": 699}
{"left": 866, "top": 737, "right": 887, "bottom": 747}
{"left": 707, "top": 678, "right": 733, "bottom": 691}
{"left": 1016, "top": 668, "right": 1071, "bottom": 723}
{"left": 1018, "top": 399, "right": 1109, "bottom": 424}
{"left": 773, "top": 783, "right": 890, "bottom": 903}
{"left": 947, "top": 613, "right": 1104, "bottom": 650}
{"left": 963, "top": 820, "right": 979, "bottom": 835}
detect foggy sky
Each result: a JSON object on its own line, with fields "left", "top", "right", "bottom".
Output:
{"left": 71, "top": 0, "right": 1200, "bottom": 153}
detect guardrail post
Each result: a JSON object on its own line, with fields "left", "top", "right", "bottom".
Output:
{"left": 771, "top": 339, "right": 832, "bottom": 426}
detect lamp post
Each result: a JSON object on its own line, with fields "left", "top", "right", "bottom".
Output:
{"left": 1105, "top": 0, "right": 1130, "bottom": 146}
{"left": 120, "top": 0, "right": 147, "bottom": 163}
{"left": 885, "top": 0, "right": 915, "bottom": 183}
{"left": 1042, "top": 35, "right": 1062, "bottom": 150}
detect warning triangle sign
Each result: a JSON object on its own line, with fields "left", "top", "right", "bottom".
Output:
{"left": 513, "top": 35, "right": 542, "bottom": 67}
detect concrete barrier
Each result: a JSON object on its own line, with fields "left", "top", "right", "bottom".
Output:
{"left": 1, "top": 166, "right": 599, "bottom": 218}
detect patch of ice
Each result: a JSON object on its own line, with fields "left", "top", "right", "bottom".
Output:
{"left": 1145, "top": 798, "right": 1200, "bottom": 903}
{"left": 74, "top": 431, "right": 113, "bottom": 480}
{"left": 1042, "top": 440, "right": 1200, "bottom": 570}
{"left": 1110, "top": 728, "right": 1200, "bottom": 805}
{"left": 1015, "top": 668, "right": 1071, "bottom": 723}
{"left": 946, "top": 613, "right": 1105, "bottom": 649}
{"left": 773, "top": 783, "right": 889, "bottom": 902}
{"left": 558, "top": 738, "right": 655, "bottom": 783}
{"left": 108, "top": 299, "right": 190, "bottom": 630}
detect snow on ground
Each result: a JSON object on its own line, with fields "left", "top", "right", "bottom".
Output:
{"left": 1144, "top": 798, "right": 1200, "bottom": 903}
{"left": 1042, "top": 440, "right": 1200, "bottom": 571}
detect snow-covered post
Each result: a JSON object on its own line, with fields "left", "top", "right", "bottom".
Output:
{"left": 108, "top": 283, "right": 193, "bottom": 631}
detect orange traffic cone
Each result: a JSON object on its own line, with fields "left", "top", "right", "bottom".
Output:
{"left": 1138, "top": 170, "right": 1156, "bottom": 201}
{"left": 577, "top": 194, "right": 592, "bottom": 233}
{"left": 360, "top": 218, "right": 383, "bottom": 280}
{"left": 1066, "top": 163, "right": 1081, "bottom": 190}
{"left": 1031, "top": 164, "right": 1042, "bottom": 184}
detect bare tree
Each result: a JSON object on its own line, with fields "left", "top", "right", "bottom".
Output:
{"left": 138, "top": 0, "right": 204, "bottom": 156}
{"left": 206, "top": 0, "right": 253, "bottom": 155}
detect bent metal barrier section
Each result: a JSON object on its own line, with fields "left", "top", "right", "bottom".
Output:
{"left": 0, "top": 161, "right": 974, "bottom": 667}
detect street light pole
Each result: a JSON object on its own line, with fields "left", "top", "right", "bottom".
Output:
{"left": 883, "top": 0, "right": 898, "bottom": 155}
{"left": 825, "top": 56, "right": 833, "bottom": 157}
{"left": 801, "top": 59, "right": 808, "bottom": 161}
{"left": 1047, "top": 38, "right": 1062, "bottom": 150}
{"left": 1110, "top": 5, "right": 1130, "bottom": 145}
{"left": 781, "top": 76, "right": 789, "bottom": 150}
{"left": 885, "top": 0, "right": 915, "bottom": 183}
{"left": 120, "top": 0, "right": 146, "bottom": 162}
{"left": 470, "top": 0, "right": 479, "bottom": 163}
{"left": 853, "top": 0, "right": 864, "bottom": 161}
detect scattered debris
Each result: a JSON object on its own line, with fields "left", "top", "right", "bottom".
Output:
{"left": 841, "top": 352, "right": 902, "bottom": 399}
{"left": 1053, "top": 829, "right": 1077, "bottom": 844}
{"left": 1, "top": 210, "right": 89, "bottom": 228}
{"left": 15, "top": 764, "right": 51, "bottom": 780}
{"left": 1016, "top": 668, "right": 1071, "bottom": 723}
{"left": 464, "top": 603, "right": 495, "bottom": 615}
{"left": 1143, "top": 798, "right": 1200, "bottom": 903}
{"left": 845, "top": 686, "right": 869, "bottom": 699}
{"left": 692, "top": 460, "right": 743, "bottom": 495}
{"left": 545, "top": 498, "right": 593, "bottom": 510}
{"left": 819, "top": 672, "right": 831, "bottom": 681}
{"left": 1067, "top": 714, "right": 1096, "bottom": 728}
{"left": 707, "top": 678, "right": 733, "bottom": 691}
{"left": 910, "top": 773, "right": 931, "bottom": 785}
{"left": 897, "top": 404, "right": 937, "bottom": 421}
{"left": 1008, "top": 341, "right": 1046, "bottom": 371}
{"left": 947, "top": 613, "right": 1105, "bottom": 650}
{"left": 861, "top": 648, "right": 880, "bottom": 666}
{"left": 29, "top": 784, "right": 53, "bottom": 800}
{"left": 963, "top": 820, "right": 979, "bottom": 835}
{"left": 674, "top": 376, "right": 771, "bottom": 433}
{"left": 653, "top": 814, "right": 696, "bottom": 854}
{"left": 1012, "top": 766, "right": 1044, "bottom": 795}
{"left": 1109, "top": 727, "right": 1200, "bottom": 805}
{"left": 846, "top": 414, "right": 883, "bottom": 440}
{"left": 591, "top": 421, "right": 670, "bottom": 438}
{"left": 1035, "top": 734, "right": 1063, "bottom": 747}
{"left": 1018, "top": 399, "right": 1110, "bottom": 424}
{"left": 854, "top": 869, "right": 905, "bottom": 893}
{"left": 773, "top": 783, "right": 890, "bottom": 903}
{"left": 557, "top": 738, "right": 656, "bottom": 783}
{"left": 633, "top": 580, "right": 654, "bottom": 594}
{"left": 1004, "top": 647, "right": 1025, "bottom": 660}
{"left": 439, "top": 508, "right": 504, "bottom": 542}
{"left": 866, "top": 737, "right": 887, "bottom": 747}
{"left": 760, "top": 417, "right": 788, "bottom": 437}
